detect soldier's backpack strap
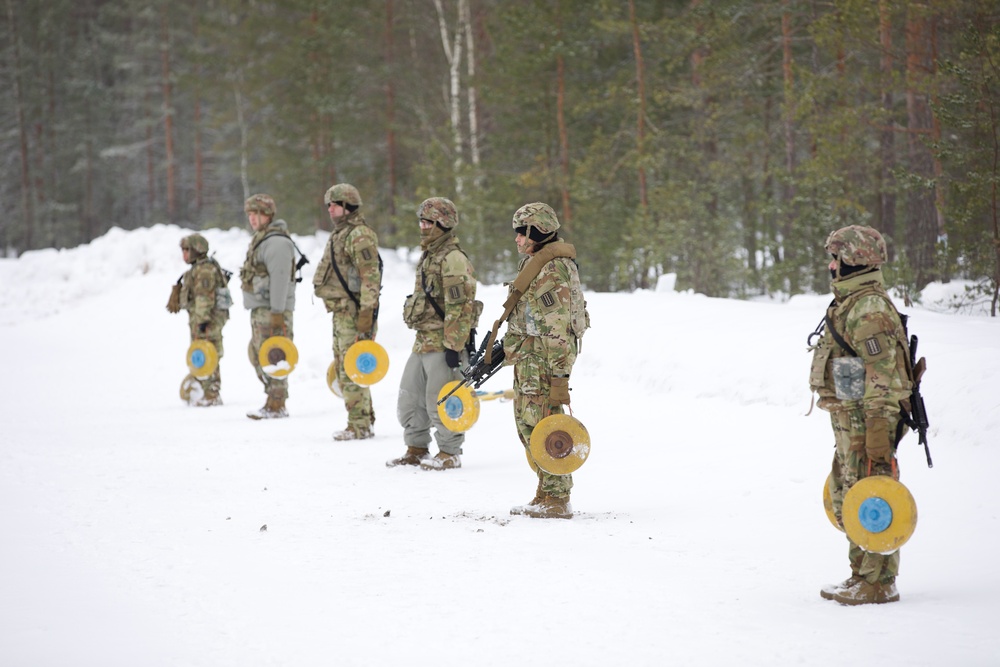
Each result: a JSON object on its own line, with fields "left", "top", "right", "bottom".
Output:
{"left": 483, "top": 242, "right": 576, "bottom": 365}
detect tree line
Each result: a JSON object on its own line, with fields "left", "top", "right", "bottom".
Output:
{"left": 3, "top": 0, "right": 999, "bottom": 312}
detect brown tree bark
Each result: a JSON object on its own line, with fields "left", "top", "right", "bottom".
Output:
{"left": 555, "top": 0, "right": 572, "bottom": 230}
{"left": 781, "top": 1, "right": 798, "bottom": 293}
{"left": 6, "top": 0, "right": 35, "bottom": 251}
{"left": 628, "top": 0, "right": 648, "bottom": 213}
{"left": 161, "top": 7, "right": 176, "bottom": 221}
{"left": 385, "top": 0, "right": 398, "bottom": 217}
{"left": 877, "top": 0, "right": 897, "bottom": 257}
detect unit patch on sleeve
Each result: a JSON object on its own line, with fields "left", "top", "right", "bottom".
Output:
{"left": 361, "top": 247, "right": 373, "bottom": 261}
{"left": 864, "top": 337, "right": 882, "bottom": 356}
{"left": 540, "top": 290, "right": 556, "bottom": 309}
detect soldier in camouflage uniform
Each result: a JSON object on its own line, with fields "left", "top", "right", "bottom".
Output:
{"left": 389, "top": 197, "right": 480, "bottom": 470}
{"left": 168, "top": 233, "right": 231, "bottom": 406}
{"left": 240, "top": 194, "right": 298, "bottom": 420}
{"left": 809, "top": 225, "right": 913, "bottom": 605}
{"left": 313, "top": 183, "right": 382, "bottom": 441}
{"left": 505, "top": 203, "right": 589, "bottom": 519}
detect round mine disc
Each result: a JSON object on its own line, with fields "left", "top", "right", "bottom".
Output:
{"left": 842, "top": 476, "right": 918, "bottom": 555}
{"left": 326, "top": 361, "right": 343, "bottom": 397}
{"left": 179, "top": 374, "right": 200, "bottom": 402}
{"left": 258, "top": 336, "right": 298, "bottom": 378}
{"left": 529, "top": 413, "right": 591, "bottom": 475}
{"left": 525, "top": 447, "right": 539, "bottom": 474}
{"left": 824, "top": 473, "right": 844, "bottom": 532}
{"left": 436, "top": 381, "right": 481, "bottom": 432}
{"left": 186, "top": 340, "right": 219, "bottom": 379}
{"left": 344, "top": 340, "right": 389, "bottom": 386}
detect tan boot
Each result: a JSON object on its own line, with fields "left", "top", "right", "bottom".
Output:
{"left": 509, "top": 479, "right": 544, "bottom": 515}
{"left": 511, "top": 492, "right": 573, "bottom": 519}
{"left": 832, "top": 579, "right": 900, "bottom": 605}
{"left": 246, "top": 396, "right": 288, "bottom": 420}
{"left": 419, "top": 451, "right": 462, "bottom": 470}
{"left": 333, "top": 424, "right": 374, "bottom": 441}
{"left": 386, "top": 447, "right": 430, "bottom": 467}
{"left": 820, "top": 575, "right": 863, "bottom": 601}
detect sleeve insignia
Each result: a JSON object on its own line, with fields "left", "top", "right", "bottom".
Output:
{"left": 540, "top": 290, "right": 556, "bottom": 308}
{"left": 448, "top": 285, "right": 462, "bottom": 300}
{"left": 864, "top": 337, "right": 882, "bottom": 356}
{"left": 361, "top": 248, "right": 373, "bottom": 261}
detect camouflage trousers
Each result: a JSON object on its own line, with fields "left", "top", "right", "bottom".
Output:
{"left": 331, "top": 308, "right": 376, "bottom": 430}
{"left": 189, "top": 318, "right": 224, "bottom": 398}
{"left": 828, "top": 408, "right": 901, "bottom": 585}
{"left": 513, "top": 356, "right": 573, "bottom": 497}
{"left": 397, "top": 350, "right": 466, "bottom": 455}
{"left": 247, "top": 307, "right": 293, "bottom": 401}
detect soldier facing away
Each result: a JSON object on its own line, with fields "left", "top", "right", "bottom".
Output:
{"left": 167, "top": 233, "right": 231, "bottom": 406}
{"left": 809, "top": 225, "right": 914, "bottom": 605}
{"left": 313, "top": 183, "right": 382, "bottom": 441}
{"left": 240, "top": 193, "right": 298, "bottom": 420}
{"left": 504, "top": 202, "right": 589, "bottom": 518}
{"left": 389, "top": 197, "right": 481, "bottom": 470}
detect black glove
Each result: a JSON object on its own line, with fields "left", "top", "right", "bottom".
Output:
{"left": 445, "top": 348, "right": 461, "bottom": 369}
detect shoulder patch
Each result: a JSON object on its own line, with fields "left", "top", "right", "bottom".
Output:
{"left": 864, "top": 337, "right": 882, "bottom": 356}
{"left": 361, "top": 247, "right": 373, "bottom": 261}
{"left": 540, "top": 290, "right": 556, "bottom": 308}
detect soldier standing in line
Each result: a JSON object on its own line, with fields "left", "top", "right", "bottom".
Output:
{"left": 389, "top": 197, "right": 480, "bottom": 470}
{"left": 313, "top": 183, "right": 382, "bottom": 441}
{"left": 809, "top": 225, "right": 913, "bottom": 605}
{"left": 168, "top": 233, "right": 231, "bottom": 406}
{"left": 503, "top": 203, "right": 589, "bottom": 518}
{"left": 240, "top": 194, "right": 298, "bottom": 420}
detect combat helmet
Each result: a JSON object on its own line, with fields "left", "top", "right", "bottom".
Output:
{"left": 324, "top": 183, "right": 362, "bottom": 209}
{"left": 512, "top": 202, "right": 560, "bottom": 235}
{"left": 825, "top": 225, "right": 888, "bottom": 267}
{"left": 180, "top": 233, "right": 209, "bottom": 259}
{"left": 245, "top": 194, "right": 276, "bottom": 217}
{"left": 418, "top": 197, "right": 459, "bottom": 229}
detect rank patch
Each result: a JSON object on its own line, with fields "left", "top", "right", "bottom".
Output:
{"left": 864, "top": 337, "right": 882, "bottom": 356}
{"left": 540, "top": 291, "right": 556, "bottom": 308}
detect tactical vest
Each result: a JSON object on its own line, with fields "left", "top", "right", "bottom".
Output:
{"left": 313, "top": 218, "right": 376, "bottom": 302}
{"left": 240, "top": 225, "right": 294, "bottom": 293}
{"left": 181, "top": 257, "right": 232, "bottom": 312}
{"left": 403, "top": 235, "right": 468, "bottom": 331}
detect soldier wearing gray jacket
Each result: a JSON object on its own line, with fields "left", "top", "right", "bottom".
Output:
{"left": 240, "top": 193, "right": 297, "bottom": 420}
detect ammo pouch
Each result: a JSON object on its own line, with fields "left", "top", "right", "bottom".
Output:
{"left": 831, "top": 357, "right": 865, "bottom": 401}
{"left": 402, "top": 293, "right": 423, "bottom": 329}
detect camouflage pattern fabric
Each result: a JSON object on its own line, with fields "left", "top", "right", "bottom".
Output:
{"left": 402, "top": 231, "right": 478, "bottom": 354}
{"left": 181, "top": 256, "right": 229, "bottom": 398}
{"left": 503, "top": 252, "right": 583, "bottom": 497}
{"left": 313, "top": 212, "right": 381, "bottom": 311}
{"left": 331, "top": 306, "right": 376, "bottom": 430}
{"left": 825, "top": 225, "right": 887, "bottom": 268}
{"left": 809, "top": 266, "right": 911, "bottom": 585}
{"left": 247, "top": 307, "right": 293, "bottom": 401}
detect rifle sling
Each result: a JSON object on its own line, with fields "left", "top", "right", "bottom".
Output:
{"left": 484, "top": 242, "right": 576, "bottom": 365}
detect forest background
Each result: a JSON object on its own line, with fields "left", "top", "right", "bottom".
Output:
{"left": 3, "top": 0, "right": 999, "bottom": 311}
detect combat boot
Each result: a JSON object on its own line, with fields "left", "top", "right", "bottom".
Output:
{"left": 419, "top": 451, "right": 462, "bottom": 470}
{"left": 333, "top": 424, "right": 374, "bottom": 441}
{"left": 194, "top": 394, "right": 223, "bottom": 407}
{"left": 246, "top": 396, "right": 288, "bottom": 420}
{"left": 820, "top": 575, "right": 863, "bottom": 601}
{"left": 386, "top": 447, "right": 431, "bottom": 468}
{"left": 510, "top": 492, "right": 573, "bottom": 519}
{"left": 832, "top": 579, "right": 900, "bottom": 606}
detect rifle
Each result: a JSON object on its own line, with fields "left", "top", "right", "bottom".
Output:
{"left": 436, "top": 337, "right": 506, "bottom": 406}
{"left": 902, "top": 334, "right": 932, "bottom": 468}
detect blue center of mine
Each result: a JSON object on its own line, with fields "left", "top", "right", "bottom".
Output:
{"left": 444, "top": 395, "right": 464, "bottom": 420}
{"left": 191, "top": 349, "right": 206, "bottom": 368}
{"left": 357, "top": 352, "right": 377, "bottom": 374}
{"left": 858, "top": 497, "right": 893, "bottom": 533}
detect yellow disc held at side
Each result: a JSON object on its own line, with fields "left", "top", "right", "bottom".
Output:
{"left": 824, "top": 473, "right": 844, "bottom": 532}
{"left": 344, "top": 340, "right": 389, "bottom": 386}
{"left": 436, "top": 381, "right": 481, "bottom": 432}
{"left": 525, "top": 447, "right": 539, "bottom": 474}
{"left": 326, "top": 361, "right": 343, "bottom": 397}
{"left": 529, "top": 413, "right": 591, "bottom": 475}
{"left": 186, "top": 340, "right": 219, "bottom": 379}
{"left": 258, "top": 336, "right": 298, "bottom": 378}
{"left": 842, "top": 476, "right": 918, "bottom": 555}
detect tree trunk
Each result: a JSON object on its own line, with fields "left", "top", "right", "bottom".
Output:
{"left": 385, "top": 0, "right": 397, "bottom": 217}
{"left": 877, "top": 0, "right": 897, "bottom": 258}
{"left": 6, "top": 0, "right": 35, "bottom": 252}
{"left": 433, "top": 0, "right": 466, "bottom": 197}
{"left": 628, "top": 0, "right": 648, "bottom": 212}
{"left": 781, "top": 2, "right": 798, "bottom": 293}
{"left": 161, "top": 7, "right": 176, "bottom": 221}
{"left": 555, "top": 0, "right": 572, "bottom": 229}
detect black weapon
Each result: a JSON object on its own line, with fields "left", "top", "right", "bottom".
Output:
{"left": 903, "top": 334, "right": 933, "bottom": 468}
{"left": 436, "top": 337, "right": 506, "bottom": 406}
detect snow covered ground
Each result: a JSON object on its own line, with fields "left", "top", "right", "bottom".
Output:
{"left": 2, "top": 223, "right": 998, "bottom": 666}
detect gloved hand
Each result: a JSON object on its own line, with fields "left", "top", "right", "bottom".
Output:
{"left": 166, "top": 283, "right": 181, "bottom": 313}
{"left": 357, "top": 308, "right": 374, "bottom": 336}
{"left": 269, "top": 312, "right": 285, "bottom": 337}
{"left": 550, "top": 375, "right": 571, "bottom": 405}
{"left": 444, "top": 348, "right": 461, "bottom": 369}
{"left": 865, "top": 417, "right": 893, "bottom": 464}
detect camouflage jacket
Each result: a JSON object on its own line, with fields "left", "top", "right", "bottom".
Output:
{"left": 240, "top": 220, "right": 297, "bottom": 312}
{"left": 181, "top": 256, "right": 230, "bottom": 329}
{"left": 402, "top": 232, "right": 479, "bottom": 353}
{"left": 503, "top": 247, "right": 583, "bottom": 377}
{"left": 808, "top": 269, "right": 912, "bottom": 420}
{"left": 313, "top": 213, "right": 381, "bottom": 314}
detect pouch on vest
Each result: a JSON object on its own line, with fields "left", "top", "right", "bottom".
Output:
{"left": 831, "top": 357, "right": 865, "bottom": 401}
